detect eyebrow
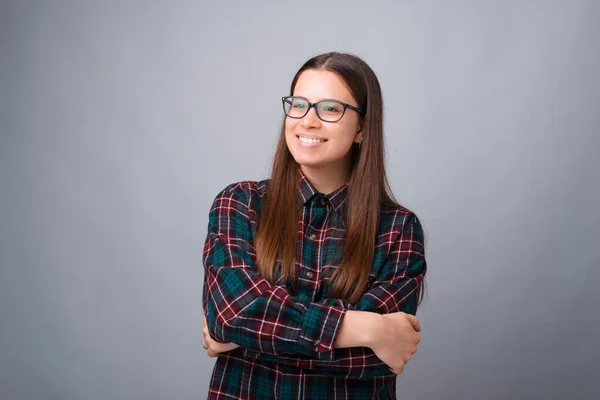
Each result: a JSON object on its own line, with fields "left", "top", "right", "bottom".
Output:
{"left": 291, "top": 95, "right": 358, "bottom": 106}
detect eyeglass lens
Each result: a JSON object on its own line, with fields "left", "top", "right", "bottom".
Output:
{"left": 283, "top": 97, "right": 344, "bottom": 122}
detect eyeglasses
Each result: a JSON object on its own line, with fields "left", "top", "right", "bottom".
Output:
{"left": 282, "top": 96, "right": 364, "bottom": 123}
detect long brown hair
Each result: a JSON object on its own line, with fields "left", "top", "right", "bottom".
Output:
{"left": 256, "top": 52, "right": 421, "bottom": 305}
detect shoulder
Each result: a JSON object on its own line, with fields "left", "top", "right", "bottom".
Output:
{"left": 379, "top": 203, "right": 424, "bottom": 236}
{"left": 215, "top": 179, "right": 270, "bottom": 200}
{"left": 210, "top": 179, "right": 270, "bottom": 217}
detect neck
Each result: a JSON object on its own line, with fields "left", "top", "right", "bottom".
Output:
{"left": 300, "top": 163, "right": 350, "bottom": 194}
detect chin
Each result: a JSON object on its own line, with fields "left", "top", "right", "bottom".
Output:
{"left": 289, "top": 149, "right": 338, "bottom": 169}
{"left": 292, "top": 157, "right": 322, "bottom": 169}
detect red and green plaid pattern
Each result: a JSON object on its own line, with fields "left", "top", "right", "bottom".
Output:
{"left": 203, "top": 169, "right": 426, "bottom": 399}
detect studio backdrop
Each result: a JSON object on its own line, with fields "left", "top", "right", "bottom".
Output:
{"left": 1, "top": 1, "right": 599, "bottom": 399}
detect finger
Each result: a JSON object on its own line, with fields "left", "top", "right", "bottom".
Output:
{"left": 408, "top": 315, "right": 421, "bottom": 331}
{"left": 389, "top": 365, "right": 404, "bottom": 375}
{"left": 405, "top": 314, "right": 421, "bottom": 332}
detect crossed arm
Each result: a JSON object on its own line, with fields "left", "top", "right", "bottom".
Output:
{"left": 202, "top": 185, "right": 426, "bottom": 379}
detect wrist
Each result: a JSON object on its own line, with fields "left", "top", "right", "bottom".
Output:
{"left": 334, "top": 310, "right": 384, "bottom": 349}
{"left": 363, "top": 312, "right": 384, "bottom": 348}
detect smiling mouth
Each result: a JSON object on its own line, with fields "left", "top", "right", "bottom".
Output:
{"left": 297, "top": 135, "right": 327, "bottom": 144}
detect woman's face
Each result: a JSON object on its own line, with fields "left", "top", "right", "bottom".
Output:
{"left": 285, "top": 69, "right": 363, "bottom": 177}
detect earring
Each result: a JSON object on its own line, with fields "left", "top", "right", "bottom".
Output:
{"left": 356, "top": 141, "right": 362, "bottom": 149}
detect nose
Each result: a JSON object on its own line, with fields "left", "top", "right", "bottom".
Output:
{"left": 301, "top": 106, "right": 321, "bottom": 128}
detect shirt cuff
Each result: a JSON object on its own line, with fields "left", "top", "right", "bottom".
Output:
{"left": 298, "top": 303, "right": 346, "bottom": 361}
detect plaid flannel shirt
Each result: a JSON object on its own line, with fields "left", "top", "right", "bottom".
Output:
{"left": 202, "top": 169, "right": 426, "bottom": 399}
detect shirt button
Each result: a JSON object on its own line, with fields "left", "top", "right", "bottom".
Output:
{"left": 313, "top": 339, "right": 320, "bottom": 347}
{"left": 309, "top": 233, "right": 316, "bottom": 240}
{"left": 306, "top": 271, "right": 313, "bottom": 278}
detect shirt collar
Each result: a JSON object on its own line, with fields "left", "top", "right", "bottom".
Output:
{"left": 297, "top": 168, "right": 349, "bottom": 214}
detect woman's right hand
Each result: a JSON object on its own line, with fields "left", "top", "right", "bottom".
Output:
{"left": 368, "top": 312, "right": 421, "bottom": 374}
{"left": 203, "top": 317, "right": 240, "bottom": 357}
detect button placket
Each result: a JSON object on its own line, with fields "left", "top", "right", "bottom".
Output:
{"left": 300, "top": 196, "right": 329, "bottom": 297}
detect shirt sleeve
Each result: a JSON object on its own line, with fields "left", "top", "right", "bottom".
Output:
{"left": 202, "top": 183, "right": 346, "bottom": 358}
{"left": 353, "top": 211, "right": 426, "bottom": 315}
{"left": 256, "top": 211, "right": 427, "bottom": 378}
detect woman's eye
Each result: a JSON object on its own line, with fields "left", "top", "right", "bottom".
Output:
{"left": 293, "top": 103, "right": 306, "bottom": 109}
{"left": 323, "top": 106, "right": 339, "bottom": 112}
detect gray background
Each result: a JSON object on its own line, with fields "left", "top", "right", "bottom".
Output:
{"left": 1, "top": 0, "right": 599, "bottom": 399}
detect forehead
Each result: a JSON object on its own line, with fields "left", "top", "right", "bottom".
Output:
{"left": 293, "top": 69, "right": 355, "bottom": 104}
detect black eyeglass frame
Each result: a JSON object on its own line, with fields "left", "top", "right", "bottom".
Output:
{"left": 282, "top": 96, "right": 365, "bottom": 123}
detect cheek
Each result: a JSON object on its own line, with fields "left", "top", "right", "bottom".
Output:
{"left": 285, "top": 118, "right": 297, "bottom": 133}
{"left": 284, "top": 119, "right": 297, "bottom": 148}
{"left": 332, "top": 123, "right": 357, "bottom": 145}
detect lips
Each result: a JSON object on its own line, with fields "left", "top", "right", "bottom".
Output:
{"left": 296, "top": 134, "right": 327, "bottom": 143}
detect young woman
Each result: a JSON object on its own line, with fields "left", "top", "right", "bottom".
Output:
{"left": 202, "top": 52, "right": 427, "bottom": 399}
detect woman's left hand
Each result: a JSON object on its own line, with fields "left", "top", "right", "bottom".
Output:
{"left": 202, "top": 317, "right": 240, "bottom": 357}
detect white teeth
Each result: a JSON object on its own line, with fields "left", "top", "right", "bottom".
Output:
{"left": 299, "top": 136, "right": 325, "bottom": 143}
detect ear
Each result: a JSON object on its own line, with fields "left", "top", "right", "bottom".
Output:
{"left": 356, "top": 120, "right": 363, "bottom": 133}
{"left": 354, "top": 132, "right": 364, "bottom": 144}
